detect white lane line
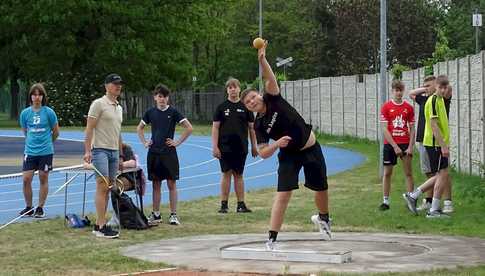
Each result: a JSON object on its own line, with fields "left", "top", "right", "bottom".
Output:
{"left": 0, "top": 157, "right": 265, "bottom": 194}
{"left": 0, "top": 171, "right": 277, "bottom": 213}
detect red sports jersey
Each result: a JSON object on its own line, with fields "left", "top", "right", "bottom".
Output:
{"left": 380, "top": 100, "right": 415, "bottom": 144}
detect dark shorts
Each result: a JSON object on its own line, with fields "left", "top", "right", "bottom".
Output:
{"left": 383, "top": 143, "right": 409, "bottom": 166}
{"left": 425, "top": 146, "right": 449, "bottom": 173}
{"left": 219, "top": 152, "right": 247, "bottom": 175}
{"left": 147, "top": 150, "right": 179, "bottom": 181}
{"left": 277, "top": 142, "right": 328, "bottom": 192}
{"left": 22, "top": 154, "right": 53, "bottom": 172}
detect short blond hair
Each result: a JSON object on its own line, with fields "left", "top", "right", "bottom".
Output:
{"left": 391, "top": 79, "right": 404, "bottom": 91}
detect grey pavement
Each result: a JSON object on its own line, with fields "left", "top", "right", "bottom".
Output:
{"left": 121, "top": 232, "right": 485, "bottom": 274}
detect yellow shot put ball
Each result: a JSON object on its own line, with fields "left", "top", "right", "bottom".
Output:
{"left": 253, "top": 37, "right": 265, "bottom": 49}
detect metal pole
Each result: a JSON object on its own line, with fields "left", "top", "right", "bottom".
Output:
{"left": 379, "top": 0, "right": 387, "bottom": 177}
{"left": 259, "top": 0, "right": 263, "bottom": 91}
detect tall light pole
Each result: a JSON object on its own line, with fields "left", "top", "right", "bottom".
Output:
{"left": 379, "top": 0, "right": 387, "bottom": 177}
{"left": 259, "top": 0, "right": 263, "bottom": 91}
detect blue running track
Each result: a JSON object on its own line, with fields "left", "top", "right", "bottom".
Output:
{"left": 0, "top": 130, "right": 365, "bottom": 225}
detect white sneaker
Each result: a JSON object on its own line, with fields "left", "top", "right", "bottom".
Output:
{"left": 443, "top": 201, "right": 454, "bottom": 214}
{"left": 417, "top": 199, "right": 432, "bottom": 211}
{"left": 265, "top": 239, "right": 277, "bottom": 251}
{"left": 311, "top": 215, "right": 332, "bottom": 240}
{"left": 426, "top": 209, "right": 450, "bottom": 219}
{"left": 169, "top": 214, "right": 180, "bottom": 225}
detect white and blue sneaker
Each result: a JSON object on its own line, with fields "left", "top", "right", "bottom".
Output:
{"left": 426, "top": 209, "right": 450, "bottom": 219}
{"left": 402, "top": 193, "right": 418, "bottom": 215}
{"left": 265, "top": 239, "right": 277, "bottom": 251}
{"left": 311, "top": 215, "right": 332, "bottom": 240}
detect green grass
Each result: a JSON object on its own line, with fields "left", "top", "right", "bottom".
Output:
{"left": 0, "top": 129, "right": 484, "bottom": 275}
{"left": 0, "top": 112, "right": 18, "bottom": 128}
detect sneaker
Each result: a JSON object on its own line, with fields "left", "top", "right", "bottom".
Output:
{"left": 19, "top": 206, "right": 34, "bottom": 217}
{"left": 417, "top": 199, "right": 432, "bottom": 211}
{"left": 379, "top": 203, "right": 390, "bottom": 211}
{"left": 442, "top": 203, "right": 454, "bottom": 214}
{"left": 426, "top": 209, "right": 450, "bottom": 219}
{"left": 236, "top": 203, "right": 252, "bottom": 213}
{"left": 265, "top": 239, "right": 277, "bottom": 251}
{"left": 148, "top": 212, "right": 162, "bottom": 225}
{"left": 92, "top": 224, "right": 101, "bottom": 235}
{"left": 33, "top": 207, "right": 45, "bottom": 218}
{"left": 169, "top": 214, "right": 180, "bottom": 225}
{"left": 96, "top": 224, "right": 119, "bottom": 238}
{"left": 311, "top": 215, "right": 332, "bottom": 240}
{"left": 402, "top": 193, "right": 418, "bottom": 215}
{"left": 218, "top": 206, "right": 228, "bottom": 213}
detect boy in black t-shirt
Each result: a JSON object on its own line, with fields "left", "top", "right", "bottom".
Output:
{"left": 212, "top": 78, "right": 258, "bottom": 213}
{"left": 240, "top": 41, "right": 331, "bottom": 250}
{"left": 136, "top": 84, "right": 193, "bottom": 225}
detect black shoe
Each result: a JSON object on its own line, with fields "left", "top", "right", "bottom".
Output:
{"left": 19, "top": 206, "right": 34, "bottom": 217}
{"left": 148, "top": 212, "right": 162, "bottom": 225}
{"left": 94, "top": 225, "right": 119, "bottom": 239}
{"left": 33, "top": 207, "right": 45, "bottom": 218}
{"left": 379, "top": 203, "right": 390, "bottom": 211}
{"left": 236, "top": 203, "right": 252, "bottom": 213}
{"left": 218, "top": 206, "right": 228, "bottom": 213}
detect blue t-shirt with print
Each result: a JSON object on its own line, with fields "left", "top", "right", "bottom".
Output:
{"left": 19, "top": 106, "right": 58, "bottom": 156}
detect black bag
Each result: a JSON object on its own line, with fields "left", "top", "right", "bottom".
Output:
{"left": 111, "top": 192, "right": 149, "bottom": 230}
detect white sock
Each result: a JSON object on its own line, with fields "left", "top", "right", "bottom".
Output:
{"left": 444, "top": 200, "right": 452, "bottom": 206}
{"left": 410, "top": 188, "right": 423, "bottom": 199}
{"left": 153, "top": 211, "right": 160, "bottom": 216}
{"left": 430, "top": 198, "right": 441, "bottom": 212}
{"left": 383, "top": 197, "right": 389, "bottom": 205}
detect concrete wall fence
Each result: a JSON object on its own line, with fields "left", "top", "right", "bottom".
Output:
{"left": 280, "top": 52, "right": 485, "bottom": 177}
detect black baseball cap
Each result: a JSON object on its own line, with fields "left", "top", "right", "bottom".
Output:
{"left": 104, "top": 73, "right": 123, "bottom": 84}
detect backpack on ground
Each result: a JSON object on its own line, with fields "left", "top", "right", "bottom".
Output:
{"left": 111, "top": 191, "right": 149, "bottom": 230}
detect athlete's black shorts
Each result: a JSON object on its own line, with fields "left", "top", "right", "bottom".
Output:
{"left": 219, "top": 152, "right": 247, "bottom": 175}
{"left": 22, "top": 154, "right": 53, "bottom": 172}
{"left": 425, "top": 146, "right": 449, "bottom": 173}
{"left": 383, "top": 143, "right": 409, "bottom": 166}
{"left": 277, "top": 141, "right": 327, "bottom": 192}
{"left": 147, "top": 150, "right": 179, "bottom": 181}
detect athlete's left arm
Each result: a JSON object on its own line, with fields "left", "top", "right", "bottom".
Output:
{"left": 51, "top": 123, "right": 59, "bottom": 141}
{"left": 169, "top": 119, "right": 193, "bottom": 147}
{"left": 406, "top": 122, "right": 415, "bottom": 155}
{"left": 49, "top": 109, "right": 59, "bottom": 141}
{"left": 258, "top": 41, "right": 279, "bottom": 96}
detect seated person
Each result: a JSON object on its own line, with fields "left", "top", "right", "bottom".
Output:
{"left": 117, "top": 143, "right": 145, "bottom": 194}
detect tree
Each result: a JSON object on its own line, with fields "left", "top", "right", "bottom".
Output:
{"left": 441, "top": 0, "right": 485, "bottom": 56}
{"left": 312, "top": 0, "right": 441, "bottom": 75}
{"left": 0, "top": 0, "right": 201, "bottom": 123}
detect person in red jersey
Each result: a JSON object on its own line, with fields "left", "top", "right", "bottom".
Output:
{"left": 379, "top": 79, "right": 415, "bottom": 211}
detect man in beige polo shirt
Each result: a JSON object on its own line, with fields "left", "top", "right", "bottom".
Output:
{"left": 84, "top": 73, "right": 123, "bottom": 238}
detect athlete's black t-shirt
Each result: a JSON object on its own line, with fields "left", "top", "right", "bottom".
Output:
{"left": 142, "top": 106, "right": 185, "bottom": 154}
{"left": 213, "top": 100, "right": 254, "bottom": 153}
{"left": 415, "top": 94, "right": 451, "bottom": 143}
{"left": 254, "top": 93, "right": 312, "bottom": 152}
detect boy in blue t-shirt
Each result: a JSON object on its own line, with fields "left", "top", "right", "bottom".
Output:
{"left": 19, "top": 83, "right": 59, "bottom": 218}
{"left": 137, "top": 84, "right": 193, "bottom": 225}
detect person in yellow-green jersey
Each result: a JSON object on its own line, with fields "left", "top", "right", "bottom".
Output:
{"left": 403, "top": 75, "right": 451, "bottom": 219}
